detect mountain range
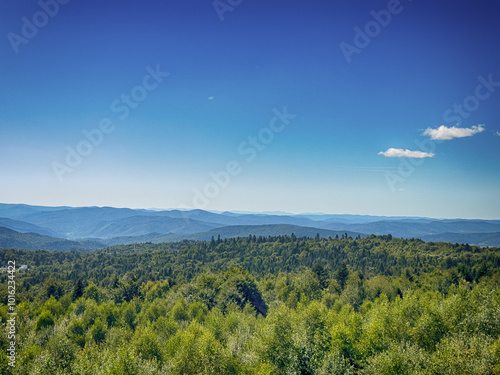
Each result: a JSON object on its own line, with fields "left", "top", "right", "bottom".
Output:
{"left": 0, "top": 203, "right": 499, "bottom": 251}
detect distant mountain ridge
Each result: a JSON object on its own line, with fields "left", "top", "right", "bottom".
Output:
{"left": 0, "top": 217, "right": 61, "bottom": 237}
{"left": 0, "top": 225, "right": 362, "bottom": 251}
{"left": 102, "top": 225, "right": 364, "bottom": 245}
{"left": 420, "top": 232, "right": 500, "bottom": 248}
{"left": 0, "top": 203, "right": 499, "bottom": 249}
{"left": 318, "top": 219, "right": 500, "bottom": 237}
{"left": 0, "top": 227, "right": 105, "bottom": 251}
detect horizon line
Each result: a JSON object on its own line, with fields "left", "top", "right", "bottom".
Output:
{"left": 0, "top": 202, "right": 499, "bottom": 221}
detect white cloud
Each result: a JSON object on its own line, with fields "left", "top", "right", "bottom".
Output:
{"left": 378, "top": 148, "right": 435, "bottom": 158}
{"left": 208, "top": 96, "right": 214, "bottom": 100}
{"left": 496, "top": 131, "right": 500, "bottom": 136}
{"left": 422, "top": 124, "right": 485, "bottom": 140}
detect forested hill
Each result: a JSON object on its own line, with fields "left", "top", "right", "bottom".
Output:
{"left": 1, "top": 235, "right": 499, "bottom": 374}
{"left": 1, "top": 203, "right": 499, "bottom": 246}
{"left": 0, "top": 226, "right": 105, "bottom": 252}
{"left": 107, "top": 224, "right": 365, "bottom": 245}
{"left": 2, "top": 235, "right": 498, "bottom": 288}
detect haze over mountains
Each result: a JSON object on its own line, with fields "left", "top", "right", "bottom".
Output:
{"left": 0, "top": 203, "right": 499, "bottom": 251}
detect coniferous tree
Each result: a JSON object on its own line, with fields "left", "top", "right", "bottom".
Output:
{"left": 335, "top": 263, "right": 349, "bottom": 290}
{"left": 312, "top": 262, "right": 328, "bottom": 289}
{"left": 72, "top": 279, "right": 85, "bottom": 301}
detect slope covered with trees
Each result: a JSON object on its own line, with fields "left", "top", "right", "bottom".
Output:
{"left": 0, "top": 227, "right": 105, "bottom": 252}
{"left": 1, "top": 235, "right": 499, "bottom": 374}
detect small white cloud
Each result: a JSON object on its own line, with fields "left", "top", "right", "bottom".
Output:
{"left": 378, "top": 148, "right": 435, "bottom": 158}
{"left": 496, "top": 131, "right": 500, "bottom": 136}
{"left": 208, "top": 96, "right": 214, "bottom": 100}
{"left": 422, "top": 124, "right": 485, "bottom": 140}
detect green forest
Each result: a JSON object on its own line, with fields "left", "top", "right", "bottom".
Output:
{"left": 1, "top": 235, "right": 499, "bottom": 374}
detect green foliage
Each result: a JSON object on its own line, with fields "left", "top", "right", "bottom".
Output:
{"left": 83, "top": 281, "right": 102, "bottom": 303}
{"left": 335, "top": 262, "right": 349, "bottom": 290}
{"left": 47, "top": 336, "right": 78, "bottom": 373}
{"left": 430, "top": 334, "right": 496, "bottom": 374}
{"left": 72, "top": 278, "right": 85, "bottom": 301}
{"left": 1, "top": 235, "right": 499, "bottom": 373}
{"left": 188, "top": 301, "right": 208, "bottom": 322}
{"left": 107, "top": 345, "right": 157, "bottom": 375}
{"left": 0, "top": 352, "right": 13, "bottom": 375}
{"left": 99, "top": 302, "right": 119, "bottom": 328}
{"left": 90, "top": 318, "right": 107, "bottom": 344}
{"left": 217, "top": 268, "right": 267, "bottom": 316}
{"left": 165, "top": 321, "right": 240, "bottom": 374}
{"left": 67, "top": 318, "right": 86, "bottom": 348}
{"left": 136, "top": 298, "right": 167, "bottom": 326}
{"left": 16, "top": 345, "right": 42, "bottom": 373}
{"left": 3, "top": 236, "right": 498, "bottom": 292}
{"left": 119, "top": 278, "right": 141, "bottom": 303}
{"left": 257, "top": 305, "right": 299, "bottom": 373}
{"left": 44, "top": 277, "right": 65, "bottom": 300}
{"left": 133, "top": 326, "right": 163, "bottom": 363}
{"left": 312, "top": 261, "right": 329, "bottom": 289}
{"left": 141, "top": 279, "right": 170, "bottom": 302}
{"left": 295, "top": 301, "right": 332, "bottom": 372}
{"left": 152, "top": 316, "right": 179, "bottom": 342}
{"left": 340, "top": 271, "right": 366, "bottom": 310}
{"left": 317, "top": 351, "right": 354, "bottom": 375}
{"left": 364, "top": 342, "right": 430, "bottom": 375}
{"left": 295, "top": 269, "right": 322, "bottom": 302}
{"left": 170, "top": 297, "right": 189, "bottom": 323}
{"left": 35, "top": 310, "right": 55, "bottom": 331}
{"left": 43, "top": 295, "right": 65, "bottom": 317}
{"left": 330, "top": 304, "right": 363, "bottom": 363}
{"left": 121, "top": 301, "right": 138, "bottom": 330}
{"left": 82, "top": 299, "right": 100, "bottom": 329}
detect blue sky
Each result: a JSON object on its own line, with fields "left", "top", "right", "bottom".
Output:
{"left": 1, "top": 0, "right": 499, "bottom": 218}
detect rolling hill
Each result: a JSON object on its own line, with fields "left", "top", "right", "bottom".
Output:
{"left": 0, "top": 203, "right": 499, "bottom": 247}
{"left": 102, "top": 224, "right": 365, "bottom": 245}
{"left": 0, "top": 227, "right": 105, "bottom": 251}
{"left": 420, "top": 232, "right": 500, "bottom": 248}
{"left": 0, "top": 217, "right": 61, "bottom": 237}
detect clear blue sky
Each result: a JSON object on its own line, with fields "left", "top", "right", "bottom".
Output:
{"left": 1, "top": 0, "right": 499, "bottom": 219}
